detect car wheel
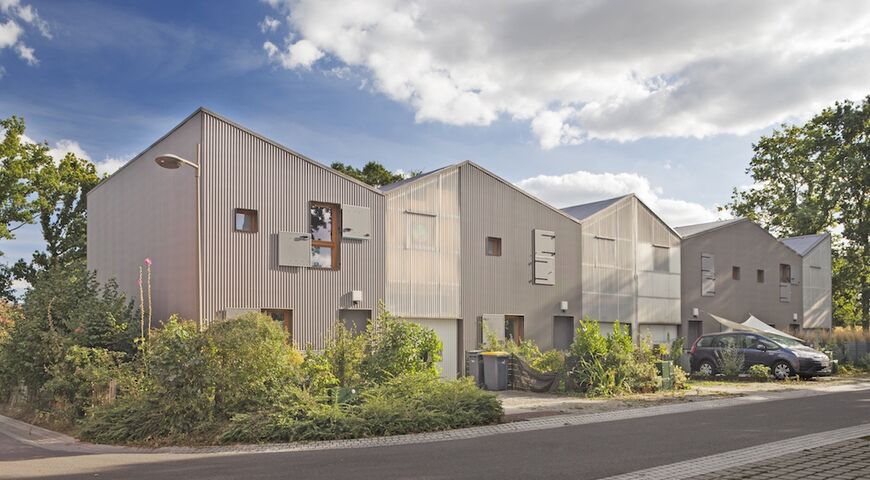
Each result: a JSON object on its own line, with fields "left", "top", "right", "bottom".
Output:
{"left": 772, "top": 361, "right": 793, "bottom": 380}
{"left": 698, "top": 360, "right": 715, "bottom": 376}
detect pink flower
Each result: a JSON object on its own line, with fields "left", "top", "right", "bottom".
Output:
{"left": 144, "top": 258, "right": 152, "bottom": 266}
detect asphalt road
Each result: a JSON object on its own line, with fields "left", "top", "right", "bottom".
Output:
{"left": 3, "top": 389, "right": 869, "bottom": 480}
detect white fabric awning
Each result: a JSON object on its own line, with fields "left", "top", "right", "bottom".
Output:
{"left": 707, "top": 313, "right": 803, "bottom": 343}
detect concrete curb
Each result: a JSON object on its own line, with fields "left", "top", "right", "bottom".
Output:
{"left": 3, "top": 381, "right": 869, "bottom": 456}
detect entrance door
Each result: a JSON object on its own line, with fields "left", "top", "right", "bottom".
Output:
{"left": 505, "top": 315, "right": 524, "bottom": 344}
{"left": 553, "top": 316, "right": 574, "bottom": 350}
{"left": 339, "top": 309, "right": 371, "bottom": 335}
{"left": 687, "top": 320, "right": 702, "bottom": 347}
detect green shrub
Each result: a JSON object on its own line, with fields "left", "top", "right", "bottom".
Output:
{"left": 671, "top": 365, "right": 689, "bottom": 390}
{"left": 219, "top": 373, "right": 501, "bottom": 444}
{"left": 42, "top": 346, "right": 123, "bottom": 421}
{"left": 360, "top": 305, "right": 442, "bottom": 384}
{"left": 206, "top": 312, "right": 303, "bottom": 416}
{"left": 748, "top": 364, "right": 770, "bottom": 380}
{"left": 568, "top": 318, "right": 662, "bottom": 396}
{"left": 714, "top": 346, "right": 745, "bottom": 377}
{"left": 669, "top": 337, "right": 686, "bottom": 365}
{"left": 531, "top": 349, "right": 566, "bottom": 373}
{"left": 324, "top": 322, "right": 365, "bottom": 388}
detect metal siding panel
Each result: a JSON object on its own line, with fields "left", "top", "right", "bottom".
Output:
{"left": 87, "top": 113, "right": 201, "bottom": 324}
{"left": 459, "top": 164, "right": 582, "bottom": 353}
{"left": 341, "top": 204, "right": 372, "bottom": 240}
{"left": 201, "top": 113, "right": 385, "bottom": 348}
{"left": 278, "top": 231, "right": 312, "bottom": 267}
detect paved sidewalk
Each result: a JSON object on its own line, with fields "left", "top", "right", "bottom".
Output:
{"left": 686, "top": 437, "right": 870, "bottom": 480}
{"left": 601, "top": 424, "right": 870, "bottom": 480}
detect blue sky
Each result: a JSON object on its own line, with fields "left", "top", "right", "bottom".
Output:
{"left": 2, "top": 0, "right": 868, "bottom": 293}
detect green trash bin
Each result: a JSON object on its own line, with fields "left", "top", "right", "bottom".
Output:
{"left": 482, "top": 352, "right": 509, "bottom": 391}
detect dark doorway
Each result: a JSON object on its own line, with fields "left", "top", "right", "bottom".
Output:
{"left": 553, "top": 316, "right": 574, "bottom": 350}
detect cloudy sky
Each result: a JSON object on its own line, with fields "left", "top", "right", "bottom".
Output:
{"left": 2, "top": 0, "right": 869, "bottom": 292}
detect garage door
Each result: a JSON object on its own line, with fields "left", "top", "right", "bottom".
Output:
{"left": 413, "top": 318, "right": 459, "bottom": 379}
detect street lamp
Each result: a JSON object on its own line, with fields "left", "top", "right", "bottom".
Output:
{"left": 155, "top": 149, "right": 203, "bottom": 330}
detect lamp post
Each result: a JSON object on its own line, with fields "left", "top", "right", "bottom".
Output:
{"left": 155, "top": 148, "right": 203, "bottom": 330}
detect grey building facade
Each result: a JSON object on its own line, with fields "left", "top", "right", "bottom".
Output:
{"left": 88, "top": 108, "right": 385, "bottom": 348}
{"left": 382, "top": 162, "right": 584, "bottom": 378}
{"left": 676, "top": 219, "right": 831, "bottom": 346}
{"left": 563, "top": 195, "right": 682, "bottom": 344}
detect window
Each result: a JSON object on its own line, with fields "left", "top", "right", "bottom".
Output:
{"left": 486, "top": 237, "right": 502, "bottom": 256}
{"left": 732, "top": 266, "right": 741, "bottom": 280}
{"left": 779, "top": 264, "right": 791, "bottom": 284}
{"left": 653, "top": 245, "right": 670, "bottom": 272}
{"left": 757, "top": 269, "right": 765, "bottom": 283}
{"left": 310, "top": 202, "right": 340, "bottom": 269}
{"left": 234, "top": 209, "right": 258, "bottom": 232}
{"left": 405, "top": 212, "right": 436, "bottom": 251}
{"left": 262, "top": 309, "right": 292, "bottom": 338}
{"left": 701, "top": 253, "right": 715, "bottom": 296}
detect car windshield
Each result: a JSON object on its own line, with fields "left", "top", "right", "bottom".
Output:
{"left": 765, "top": 334, "right": 805, "bottom": 348}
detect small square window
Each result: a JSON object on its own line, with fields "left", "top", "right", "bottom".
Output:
{"left": 732, "top": 266, "right": 741, "bottom": 280}
{"left": 486, "top": 237, "right": 502, "bottom": 256}
{"left": 234, "top": 209, "right": 258, "bottom": 232}
{"left": 757, "top": 269, "right": 765, "bottom": 283}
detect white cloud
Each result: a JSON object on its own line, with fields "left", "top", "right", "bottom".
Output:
{"left": 263, "top": 38, "right": 323, "bottom": 69}
{"left": 0, "top": 18, "right": 21, "bottom": 48}
{"left": 264, "top": 0, "right": 870, "bottom": 148}
{"left": 259, "top": 15, "right": 280, "bottom": 33}
{"left": 14, "top": 41, "right": 35, "bottom": 64}
{"left": 95, "top": 157, "right": 126, "bottom": 177}
{"left": 0, "top": 1, "right": 49, "bottom": 71}
{"left": 516, "top": 170, "right": 721, "bottom": 227}
{"left": 47, "top": 139, "right": 90, "bottom": 162}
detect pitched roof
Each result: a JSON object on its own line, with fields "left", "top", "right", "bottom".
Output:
{"left": 90, "top": 107, "right": 384, "bottom": 196}
{"left": 781, "top": 233, "right": 830, "bottom": 256}
{"left": 380, "top": 160, "right": 582, "bottom": 224}
{"left": 379, "top": 165, "right": 453, "bottom": 192}
{"left": 560, "top": 195, "right": 629, "bottom": 221}
{"left": 674, "top": 218, "right": 745, "bottom": 238}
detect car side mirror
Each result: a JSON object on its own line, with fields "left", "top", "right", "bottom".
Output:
{"left": 756, "top": 344, "right": 767, "bottom": 351}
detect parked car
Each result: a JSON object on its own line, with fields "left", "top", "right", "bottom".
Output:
{"left": 689, "top": 331, "right": 832, "bottom": 380}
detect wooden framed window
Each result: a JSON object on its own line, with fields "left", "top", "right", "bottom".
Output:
{"left": 234, "top": 209, "right": 258, "bottom": 232}
{"left": 486, "top": 237, "right": 502, "bottom": 256}
{"left": 779, "top": 264, "right": 791, "bottom": 284}
{"left": 310, "top": 202, "right": 340, "bottom": 269}
{"left": 732, "top": 266, "right": 741, "bottom": 280}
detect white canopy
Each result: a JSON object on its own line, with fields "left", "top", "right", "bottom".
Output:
{"left": 707, "top": 313, "right": 804, "bottom": 342}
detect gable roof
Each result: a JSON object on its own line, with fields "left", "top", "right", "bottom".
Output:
{"left": 674, "top": 218, "right": 745, "bottom": 238}
{"left": 380, "top": 160, "right": 582, "bottom": 224}
{"left": 89, "top": 107, "right": 384, "bottom": 196}
{"left": 781, "top": 233, "right": 830, "bottom": 256}
{"left": 560, "top": 195, "right": 629, "bottom": 221}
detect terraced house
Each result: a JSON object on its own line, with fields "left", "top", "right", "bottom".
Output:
{"left": 676, "top": 218, "right": 832, "bottom": 346}
{"left": 87, "top": 108, "right": 385, "bottom": 349}
{"left": 88, "top": 109, "right": 688, "bottom": 380}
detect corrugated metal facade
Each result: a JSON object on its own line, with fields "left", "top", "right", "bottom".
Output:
{"left": 384, "top": 167, "right": 461, "bottom": 319}
{"left": 579, "top": 196, "right": 680, "bottom": 342}
{"left": 458, "top": 163, "right": 583, "bottom": 352}
{"left": 680, "top": 220, "right": 803, "bottom": 339}
{"left": 801, "top": 236, "right": 832, "bottom": 329}
{"left": 87, "top": 112, "right": 202, "bottom": 324}
{"left": 200, "top": 112, "right": 386, "bottom": 349}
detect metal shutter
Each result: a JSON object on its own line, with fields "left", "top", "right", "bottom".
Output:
{"left": 534, "top": 229, "right": 556, "bottom": 255}
{"left": 341, "top": 204, "right": 371, "bottom": 240}
{"left": 278, "top": 231, "right": 312, "bottom": 267}
{"left": 701, "top": 253, "right": 715, "bottom": 296}
{"left": 533, "top": 229, "right": 556, "bottom": 285}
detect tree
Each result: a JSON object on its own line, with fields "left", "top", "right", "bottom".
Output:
{"left": 727, "top": 97, "right": 870, "bottom": 330}
{"left": 0, "top": 116, "right": 52, "bottom": 300}
{"left": 330, "top": 161, "right": 418, "bottom": 188}
{"left": 13, "top": 152, "right": 100, "bottom": 284}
